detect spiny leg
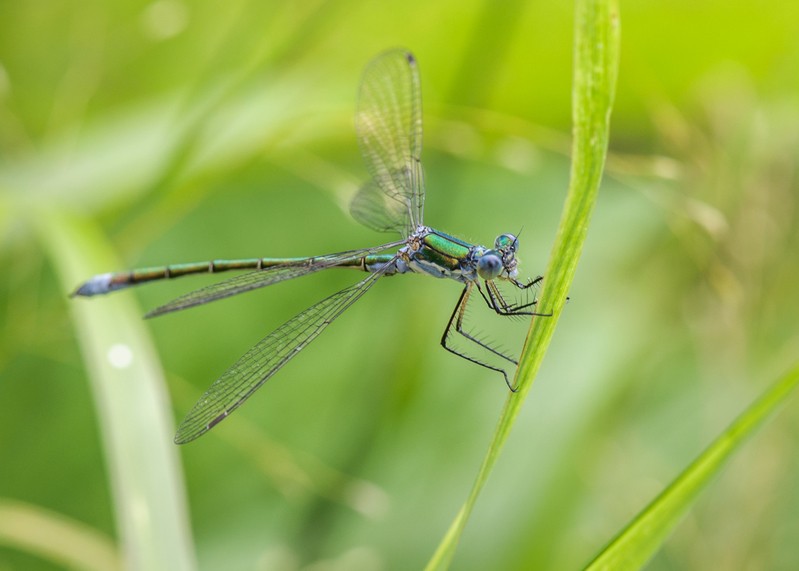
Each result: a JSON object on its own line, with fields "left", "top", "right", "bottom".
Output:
{"left": 440, "top": 284, "right": 517, "bottom": 391}
{"left": 485, "top": 280, "right": 514, "bottom": 312}
{"left": 477, "top": 280, "right": 549, "bottom": 317}
{"left": 454, "top": 285, "right": 517, "bottom": 365}
{"left": 506, "top": 275, "right": 548, "bottom": 312}
{"left": 476, "top": 280, "right": 523, "bottom": 315}
{"left": 488, "top": 280, "right": 543, "bottom": 314}
{"left": 510, "top": 275, "right": 543, "bottom": 290}
{"left": 507, "top": 275, "right": 570, "bottom": 313}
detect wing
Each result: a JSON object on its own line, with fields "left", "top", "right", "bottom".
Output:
{"left": 353, "top": 49, "right": 424, "bottom": 236}
{"left": 145, "top": 240, "right": 404, "bottom": 318}
{"left": 173, "top": 262, "right": 391, "bottom": 444}
{"left": 350, "top": 179, "right": 411, "bottom": 234}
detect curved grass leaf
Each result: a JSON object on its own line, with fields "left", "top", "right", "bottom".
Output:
{"left": 584, "top": 362, "right": 799, "bottom": 570}
{"left": 0, "top": 498, "right": 121, "bottom": 571}
{"left": 35, "top": 210, "right": 196, "bottom": 571}
{"left": 426, "top": 0, "right": 621, "bottom": 568}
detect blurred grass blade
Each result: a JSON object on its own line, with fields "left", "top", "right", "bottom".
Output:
{"left": 35, "top": 209, "right": 196, "bottom": 571}
{"left": 0, "top": 498, "right": 122, "bottom": 571}
{"left": 426, "top": 0, "right": 620, "bottom": 569}
{"left": 585, "top": 363, "right": 799, "bottom": 570}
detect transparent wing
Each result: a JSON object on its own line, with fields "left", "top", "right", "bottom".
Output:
{"left": 350, "top": 180, "right": 409, "bottom": 234}
{"left": 354, "top": 49, "right": 424, "bottom": 236}
{"left": 173, "top": 261, "right": 392, "bottom": 444}
{"left": 145, "top": 240, "right": 404, "bottom": 318}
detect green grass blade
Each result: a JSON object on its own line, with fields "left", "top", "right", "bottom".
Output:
{"left": 35, "top": 210, "right": 196, "bottom": 571}
{"left": 584, "top": 363, "right": 799, "bottom": 571}
{"left": 425, "top": 1, "right": 620, "bottom": 568}
{"left": 0, "top": 498, "right": 122, "bottom": 571}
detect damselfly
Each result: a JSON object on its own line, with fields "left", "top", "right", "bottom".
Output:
{"left": 74, "top": 50, "right": 545, "bottom": 444}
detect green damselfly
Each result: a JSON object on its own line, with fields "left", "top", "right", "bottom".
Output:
{"left": 74, "top": 50, "right": 545, "bottom": 444}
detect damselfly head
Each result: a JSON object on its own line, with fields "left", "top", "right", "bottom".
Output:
{"left": 490, "top": 234, "right": 520, "bottom": 279}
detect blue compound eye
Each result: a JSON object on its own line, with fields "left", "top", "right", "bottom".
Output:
{"left": 477, "top": 251, "right": 503, "bottom": 280}
{"left": 495, "top": 233, "right": 518, "bottom": 252}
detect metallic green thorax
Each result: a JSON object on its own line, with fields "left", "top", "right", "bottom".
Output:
{"left": 423, "top": 230, "right": 473, "bottom": 258}
{"left": 415, "top": 230, "right": 474, "bottom": 273}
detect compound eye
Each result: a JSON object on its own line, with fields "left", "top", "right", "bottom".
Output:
{"left": 477, "top": 251, "right": 503, "bottom": 280}
{"left": 495, "top": 233, "right": 518, "bottom": 252}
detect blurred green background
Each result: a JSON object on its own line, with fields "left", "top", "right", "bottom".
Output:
{"left": 1, "top": 1, "right": 798, "bottom": 570}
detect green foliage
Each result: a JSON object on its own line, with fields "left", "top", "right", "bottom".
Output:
{"left": 586, "top": 363, "right": 799, "bottom": 570}
{"left": 0, "top": 499, "right": 120, "bottom": 571}
{"left": 1, "top": 1, "right": 798, "bottom": 570}
{"left": 36, "top": 211, "right": 195, "bottom": 571}
{"left": 427, "top": 1, "right": 620, "bottom": 568}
